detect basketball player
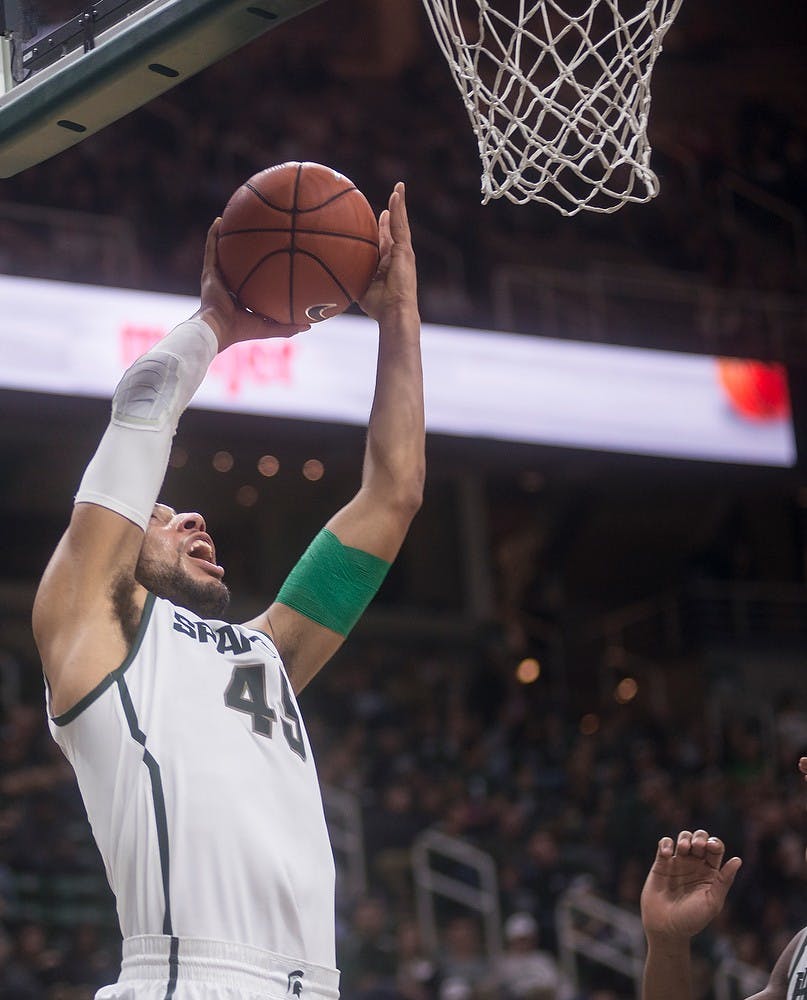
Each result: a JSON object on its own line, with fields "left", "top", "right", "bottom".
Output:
{"left": 640, "top": 757, "right": 807, "bottom": 1000}
{"left": 32, "top": 182, "right": 423, "bottom": 1000}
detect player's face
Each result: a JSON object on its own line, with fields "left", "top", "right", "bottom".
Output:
{"left": 135, "top": 503, "right": 230, "bottom": 618}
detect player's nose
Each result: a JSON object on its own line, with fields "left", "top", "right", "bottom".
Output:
{"left": 178, "top": 511, "right": 207, "bottom": 534}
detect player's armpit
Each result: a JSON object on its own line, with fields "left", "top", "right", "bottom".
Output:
{"left": 243, "top": 465, "right": 421, "bottom": 690}
{"left": 244, "top": 535, "right": 390, "bottom": 692}
{"left": 252, "top": 602, "right": 346, "bottom": 695}
{"left": 33, "top": 502, "right": 145, "bottom": 714}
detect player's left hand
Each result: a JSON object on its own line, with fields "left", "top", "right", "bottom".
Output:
{"left": 359, "top": 182, "right": 418, "bottom": 323}
{"left": 197, "top": 218, "right": 310, "bottom": 352}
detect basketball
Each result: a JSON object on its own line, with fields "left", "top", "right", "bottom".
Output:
{"left": 217, "top": 162, "right": 379, "bottom": 325}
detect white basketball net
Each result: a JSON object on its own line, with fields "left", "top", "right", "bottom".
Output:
{"left": 421, "top": 0, "right": 684, "bottom": 214}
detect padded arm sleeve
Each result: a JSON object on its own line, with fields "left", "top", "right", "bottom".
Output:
{"left": 74, "top": 317, "right": 218, "bottom": 531}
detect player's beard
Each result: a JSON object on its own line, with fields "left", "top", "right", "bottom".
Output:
{"left": 135, "top": 550, "right": 231, "bottom": 619}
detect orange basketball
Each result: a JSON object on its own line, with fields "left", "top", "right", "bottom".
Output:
{"left": 217, "top": 162, "right": 379, "bottom": 325}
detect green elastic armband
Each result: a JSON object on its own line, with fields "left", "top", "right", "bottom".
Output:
{"left": 276, "top": 528, "right": 391, "bottom": 637}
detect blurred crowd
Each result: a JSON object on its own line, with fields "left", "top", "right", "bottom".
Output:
{"left": 1, "top": 631, "right": 806, "bottom": 999}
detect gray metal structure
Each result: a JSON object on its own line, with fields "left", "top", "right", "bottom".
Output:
{"left": 0, "top": 0, "right": 325, "bottom": 177}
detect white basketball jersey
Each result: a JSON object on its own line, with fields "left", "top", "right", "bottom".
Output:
{"left": 47, "top": 593, "right": 336, "bottom": 973}
{"left": 787, "top": 927, "right": 807, "bottom": 1000}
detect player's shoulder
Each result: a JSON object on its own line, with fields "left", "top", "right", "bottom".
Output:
{"left": 784, "top": 925, "right": 807, "bottom": 980}
{"left": 746, "top": 926, "right": 807, "bottom": 999}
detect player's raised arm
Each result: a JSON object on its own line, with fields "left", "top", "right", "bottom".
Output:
{"left": 640, "top": 830, "right": 742, "bottom": 1000}
{"left": 247, "top": 182, "right": 425, "bottom": 692}
{"left": 33, "top": 222, "right": 307, "bottom": 716}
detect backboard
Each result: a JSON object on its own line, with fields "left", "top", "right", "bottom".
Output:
{"left": 0, "top": 0, "right": 325, "bottom": 178}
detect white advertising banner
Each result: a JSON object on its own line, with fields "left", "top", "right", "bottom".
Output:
{"left": 0, "top": 273, "right": 796, "bottom": 466}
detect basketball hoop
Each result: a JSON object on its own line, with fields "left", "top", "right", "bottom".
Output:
{"left": 421, "top": 0, "right": 684, "bottom": 215}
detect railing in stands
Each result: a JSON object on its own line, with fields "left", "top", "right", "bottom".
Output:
{"left": 322, "top": 783, "right": 367, "bottom": 902}
{"left": 556, "top": 879, "right": 645, "bottom": 999}
{"left": 714, "top": 957, "right": 769, "bottom": 1000}
{"left": 555, "top": 885, "right": 772, "bottom": 1000}
{"left": 411, "top": 828, "right": 502, "bottom": 962}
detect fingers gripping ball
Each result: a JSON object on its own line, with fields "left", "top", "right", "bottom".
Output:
{"left": 217, "top": 162, "right": 379, "bottom": 325}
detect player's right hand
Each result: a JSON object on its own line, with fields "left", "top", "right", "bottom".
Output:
{"left": 640, "top": 830, "right": 742, "bottom": 942}
{"left": 198, "top": 218, "right": 310, "bottom": 351}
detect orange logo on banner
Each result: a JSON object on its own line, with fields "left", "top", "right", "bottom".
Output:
{"left": 716, "top": 358, "right": 790, "bottom": 421}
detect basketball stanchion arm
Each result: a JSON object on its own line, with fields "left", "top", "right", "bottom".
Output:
{"left": 0, "top": 0, "right": 327, "bottom": 177}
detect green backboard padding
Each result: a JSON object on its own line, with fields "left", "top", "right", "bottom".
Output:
{"left": 0, "top": 0, "right": 325, "bottom": 177}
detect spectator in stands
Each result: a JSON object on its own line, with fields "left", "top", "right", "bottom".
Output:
{"left": 496, "top": 911, "right": 572, "bottom": 1000}
{"left": 0, "top": 921, "right": 60, "bottom": 997}
{"left": 517, "top": 830, "right": 571, "bottom": 952}
{"left": 395, "top": 917, "right": 437, "bottom": 999}
{"left": 438, "top": 916, "right": 488, "bottom": 994}
{"left": 365, "top": 781, "right": 429, "bottom": 903}
{"left": 0, "top": 924, "right": 38, "bottom": 999}
{"left": 339, "top": 894, "right": 398, "bottom": 998}
{"left": 439, "top": 978, "right": 472, "bottom": 1000}
{"left": 58, "top": 922, "right": 118, "bottom": 993}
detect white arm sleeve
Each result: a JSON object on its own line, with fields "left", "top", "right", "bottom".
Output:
{"left": 74, "top": 317, "right": 218, "bottom": 531}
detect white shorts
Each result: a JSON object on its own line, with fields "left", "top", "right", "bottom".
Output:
{"left": 95, "top": 935, "right": 340, "bottom": 1000}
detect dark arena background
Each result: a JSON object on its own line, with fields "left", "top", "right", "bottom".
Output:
{"left": 0, "top": 0, "right": 806, "bottom": 997}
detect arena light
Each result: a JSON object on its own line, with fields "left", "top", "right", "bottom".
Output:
{"left": 516, "top": 658, "right": 541, "bottom": 684}
{"left": 212, "top": 450, "right": 234, "bottom": 473}
{"left": 169, "top": 445, "right": 188, "bottom": 469}
{"left": 302, "top": 459, "right": 325, "bottom": 482}
{"left": 614, "top": 677, "right": 639, "bottom": 704}
{"left": 258, "top": 455, "right": 280, "bottom": 477}
{"left": 579, "top": 713, "right": 600, "bottom": 736}
{"left": 236, "top": 485, "right": 258, "bottom": 507}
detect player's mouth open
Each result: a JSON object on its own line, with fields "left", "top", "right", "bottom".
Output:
{"left": 186, "top": 538, "right": 225, "bottom": 578}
